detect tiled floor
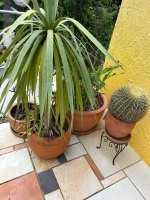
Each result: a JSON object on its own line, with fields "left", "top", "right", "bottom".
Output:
{"left": 0, "top": 120, "right": 150, "bottom": 200}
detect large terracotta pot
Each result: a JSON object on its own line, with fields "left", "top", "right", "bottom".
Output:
{"left": 28, "top": 118, "right": 71, "bottom": 159}
{"left": 71, "top": 93, "right": 108, "bottom": 135}
{"left": 7, "top": 102, "right": 34, "bottom": 138}
{"left": 105, "top": 111, "right": 136, "bottom": 138}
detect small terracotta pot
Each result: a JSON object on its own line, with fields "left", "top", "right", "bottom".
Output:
{"left": 28, "top": 118, "right": 71, "bottom": 159}
{"left": 7, "top": 102, "right": 33, "bottom": 138}
{"left": 70, "top": 93, "right": 108, "bottom": 135}
{"left": 105, "top": 111, "right": 136, "bottom": 138}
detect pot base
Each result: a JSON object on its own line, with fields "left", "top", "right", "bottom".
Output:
{"left": 10, "top": 127, "right": 27, "bottom": 138}
{"left": 73, "top": 125, "right": 97, "bottom": 135}
{"left": 105, "top": 129, "right": 131, "bottom": 144}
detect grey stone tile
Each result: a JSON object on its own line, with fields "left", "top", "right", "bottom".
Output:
{"left": 0, "top": 123, "right": 24, "bottom": 149}
{"left": 38, "top": 169, "right": 59, "bottom": 195}
{"left": 68, "top": 134, "right": 79, "bottom": 145}
{"left": 0, "top": 148, "right": 34, "bottom": 184}
{"left": 87, "top": 177, "right": 145, "bottom": 200}
{"left": 124, "top": 160, "right": 150, "bottom": 200}
{"left": 57, "top": 154, "right": 67, "bottom": 164}
{"left": 53, "top": 156, "right": 102, "bottom": 200}
{"left": 64, "top": 143, "right": 87, "bottom": 161}
{"left": 79, "top": 129, "right": 141, "bottom": 177}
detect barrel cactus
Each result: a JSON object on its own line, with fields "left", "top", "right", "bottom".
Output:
{"left": 108, "top": 85, "right": 149, "bottom": 123}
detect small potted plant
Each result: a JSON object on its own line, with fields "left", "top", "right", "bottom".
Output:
{"left": 71, "top": 64, "right": 122, "bottom": 135}
{"left": 0, "top": 0, "right": 120, "bottom": 159}
{"left": 105, "top": 84, "right": 149, "bottom": 139}
{"left": 7, "top": 101, "right": 35, "bottom": 138}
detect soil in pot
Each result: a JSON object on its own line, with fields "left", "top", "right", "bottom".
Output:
{"left": 28, "top": 117, "right": 71, "bottom": 159}
{"left": 71, "top": 92, "right": 108, "bottom": 135}
{"left": 7, "top": 102, "right": 35, "bottom": 138}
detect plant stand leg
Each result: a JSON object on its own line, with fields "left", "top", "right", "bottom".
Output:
{"left": 112, "top": 143, "right": 128, "bottom": 165}
{"left": 96, "top": 131, "right": 108, "bottom": 149}
{"left": 96, "top": 130, "right": 129, "bottom": 165}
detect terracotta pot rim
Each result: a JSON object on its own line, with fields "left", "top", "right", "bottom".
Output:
{"left": 7, "top": 101, "right": 35, "bottom": 123}
{"left": 107, "top": 111, "right": 136, "bottom": 126}
{"left": 29, "top": 117, "right": 71, "bottom": 142}
{"left": 74, "top": 93, "right": 108, "bottom": 115}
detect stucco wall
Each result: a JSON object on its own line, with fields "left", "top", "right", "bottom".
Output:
{"left": 104, "top": 0, "right": 150, "bottom": 165}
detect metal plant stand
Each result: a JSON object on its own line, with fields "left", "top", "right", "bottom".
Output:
{"left": 97, "top": 130, "right": 131, "bottom": 165}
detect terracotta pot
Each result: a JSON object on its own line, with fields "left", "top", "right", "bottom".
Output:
{"left": 70, "top": 93, "right": 108, "bottom": 135}
{"left": 105, "top": 111, "right": 136, "bottom": 138}
{"left": 7, "top": 102, "right": 33, "bottom": 138}
{"left": 28, "top": 118, "right": 71, "bottom": 159}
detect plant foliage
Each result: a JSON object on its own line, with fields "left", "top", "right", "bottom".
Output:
{"left": 0, "top": 0, "right": 121, "bottom": 134}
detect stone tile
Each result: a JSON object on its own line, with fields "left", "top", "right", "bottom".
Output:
{"left": 53, "top": 156, "right": 102, "bottom": 200}
{"left": 124, "top": 160, "right": 150, "bottom": 200}
{"left": 0, "top": 123, "right": 24, "bottom": 149}
{"left": 85, "top": 154, "right": 104, "bottom": 181}
{"left": 94, "top": 119, "right": 105, "bottom": 131}
{"left": 68, "top": 134, "right": 79, "bottom": 145}
{"left": 0, "top": 172, "right": 44, "bottom": 200}
{"left": 0, "top": 146, "right": 14, "bottom": 155}
{"left": 38, "top": 169, "right": 59, "bottom": 195}
{"left": 101, "top": 171, "right": 126, "bottom": 188}
{"left": 29, "top": 148, "right": 59, "bottom": 173}
{"left": 57, "top": 154, "right": 67, "bottom": 164}
{"left": 0, "top": 148, "right": 34, "bottom": 184}
{"left": 45, "top": 189, "right": 64, "bottom": 200}
{"left": 64, "top": 143, "right": 87, "bottom": 161}
{"left": 14, "top": 142, "right": 26, "bottom": 150}
{"left": 87, "top": 177, "right": 145, "bottom": 200}
{"left": 79, "top": 129, "right": 141, "bottom": 177}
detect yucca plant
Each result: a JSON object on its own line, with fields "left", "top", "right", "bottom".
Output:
{"left": 0, "top": 0, "right": 120, "bottom": 137}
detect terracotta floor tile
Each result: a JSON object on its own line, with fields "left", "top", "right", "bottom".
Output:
{"left": 85, "top": 154, "right": 104, "bottom": 181}
{"left": 0, "top": 146, "right": 14, "bottom": 155}
{"left": 0, "top": 172, "right": 44, "bottom": 200}
{"left": 14, "top": 142, "right": 26, "bottom": 150}
{"left": 101, "top": 171, "right": 126, "bottom": 188}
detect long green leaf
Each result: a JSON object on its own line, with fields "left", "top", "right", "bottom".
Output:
{"left": 54, "top": 42, "right": 65, "bottom": 129}
{"left": 58, "top": 33, "right": 95, "bottom": 107}
{"left": 43, "top": 0, "right": 59, "bottom": 28}
{"left": 62, "top": 17, "right": 121, "bottom": 67}
{"left": 54, "top": 33, "right": 74, "bottom": 116}
{"left": 0, "top": 10, "right": 37, "bottom": 46}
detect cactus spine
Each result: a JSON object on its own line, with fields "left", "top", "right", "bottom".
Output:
{"left": 108, "top": 85, "right": 149, "bottom": 123}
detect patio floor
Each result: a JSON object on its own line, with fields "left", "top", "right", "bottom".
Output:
{"left": 0, "top": 119, "right": 150, "bottom": 200}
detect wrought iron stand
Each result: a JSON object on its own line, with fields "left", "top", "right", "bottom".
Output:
{"left": 97, "top": 130, "right": 130, "bottom": 165}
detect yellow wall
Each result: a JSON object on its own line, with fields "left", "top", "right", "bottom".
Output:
{"left": 104, "top": 0, "right": 150, "bottom": 165}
